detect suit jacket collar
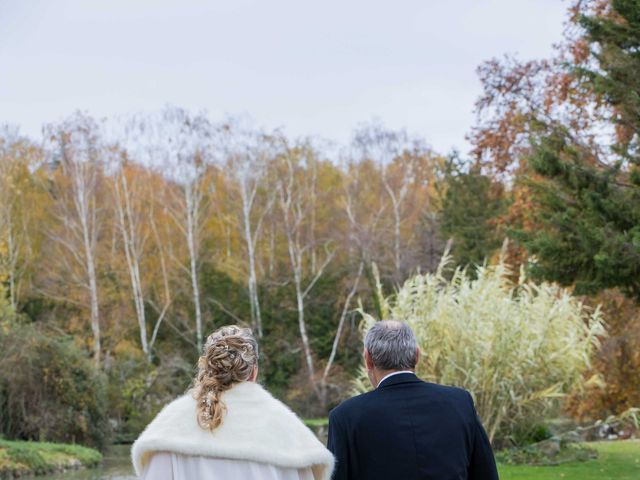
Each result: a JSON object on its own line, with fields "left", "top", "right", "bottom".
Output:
{"left": 377, "top": 372, "right": 421, "bottom": 389}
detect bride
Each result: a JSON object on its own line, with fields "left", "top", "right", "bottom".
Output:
{"left": 132, "top": 325, "right": 334, "bottom": 479}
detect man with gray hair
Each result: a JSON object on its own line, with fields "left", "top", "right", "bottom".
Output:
{"left": 327, "top": 320, "right": 498, "bottom": 480}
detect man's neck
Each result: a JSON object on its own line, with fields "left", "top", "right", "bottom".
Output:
{"left": 374, "top": 369, "right": 415, "bottom": 388}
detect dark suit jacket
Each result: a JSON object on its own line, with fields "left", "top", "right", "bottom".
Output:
{"left": 327, "top": 373, "right": 499, "bottom": 480}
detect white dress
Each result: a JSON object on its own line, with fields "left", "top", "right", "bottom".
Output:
{"left": 141, "top": 452, "right": 315, "bottom": 480}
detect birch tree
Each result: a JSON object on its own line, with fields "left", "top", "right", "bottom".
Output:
{"left": 45, "top": 114, "right": 105, "bottom": 365}
{"left": 277, "top": 140, "right": 335, "bottom": 391}
{"left": 342, "top": 157, "right": 388, "bottom": 267}
{"left": 220, "top": 123, "right": 275, "bottom": 338}
{"left": 111, "top": 160, "right": 172, "bottom": 362}
{"left": 127, "top": 107, "right": 215, "bottom": 352}
{"left": 319, "top": 260, "right": 363, "bottom": 407}
{"left": 353, "top": 123, "right": 436, "bottom": 282}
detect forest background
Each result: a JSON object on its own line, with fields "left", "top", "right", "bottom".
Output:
{"left": 1, "top": 0, "right": 639, "bottom": 450}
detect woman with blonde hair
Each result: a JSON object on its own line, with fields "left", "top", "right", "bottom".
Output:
{"left": 132, "top": 325, "right": 334, "bottom": 480}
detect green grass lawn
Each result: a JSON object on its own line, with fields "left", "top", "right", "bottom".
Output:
{"left": 498, "top": 440, "right": 640, "bottom": 480}
{"left": 0, "top": 439, "right": 102, "bottom": 478}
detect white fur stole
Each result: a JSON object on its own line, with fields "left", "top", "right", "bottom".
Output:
{"left": 131, "top": 382, "right": 334, "bottom": 480}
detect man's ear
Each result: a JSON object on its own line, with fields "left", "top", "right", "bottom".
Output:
{"left": 364, "top": 349, "right": 375, "bottom": 370}
{"left": 415, "top": 347, "right": 421, "bottom": 366}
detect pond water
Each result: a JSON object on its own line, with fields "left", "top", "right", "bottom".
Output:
{"left": 40, "top": 444, "right": 135, "bottom": 480}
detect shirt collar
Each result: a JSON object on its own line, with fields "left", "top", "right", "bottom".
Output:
{"left": 377, "top": 370, "right": 415, "bottom": 388}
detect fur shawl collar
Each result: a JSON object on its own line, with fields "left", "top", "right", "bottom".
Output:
{"left": 131, "top": 382, "right": 334, "bottom": 480}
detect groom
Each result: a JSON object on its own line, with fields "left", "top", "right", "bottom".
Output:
{"left": 327, "top": 320, "right": 499, "bottom": 479}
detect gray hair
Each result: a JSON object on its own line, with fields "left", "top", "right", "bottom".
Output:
{"left": 364, "top": 320, "right": 418, "bottom": 370}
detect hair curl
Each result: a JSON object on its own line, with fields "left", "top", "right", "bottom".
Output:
{"left": 192, "top": 325, "right": 259, "bottom": 430}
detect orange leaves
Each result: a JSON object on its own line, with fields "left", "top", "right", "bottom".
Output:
{"left": 567, "top": 290, "right": 640, "bottom": 422}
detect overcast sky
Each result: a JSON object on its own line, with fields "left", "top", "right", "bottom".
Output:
{"left": 0, "top": 0, "right": 568, "bottom": 155}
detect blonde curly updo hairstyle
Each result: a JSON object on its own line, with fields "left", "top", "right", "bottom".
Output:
{"left": 192, "top": 325, "right": 259, "bottom": 431}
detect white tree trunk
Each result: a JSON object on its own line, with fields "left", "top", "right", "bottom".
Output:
{"left": 243, "top": 198, "right": 263, "bottom": 337}
{"left": 295, "top": 275, "right": 315, "bottom": 385}
{"left": 309, "top": 159, "right": 317, "bottom": 274}
{"left": 71, "top": 159, "right": 102, "bottom": 366}
{"left": 147, "top": 206, "right": 173, "bottom": 356}
{"left": 185, "top": 184, "right": 203, "bottom": 352}
{"left": 319, "top": 261, "right": 363, "bottom": 407}
{"left": 114, "top": 170, "right": 150, "bottom": 360}
{"left": 322, "top": 261, "right": 364, "bottom": 382}
{"left": 383, "top": 178, "right": 408, "bottom": 280}
{"left": 239, "top": 178, "right": 272, "bottom": 338}
{"left": 86, "top": 246, "right": 101, "bottom": 366}
{"left": 278, "top": 152, "right": 334, "bottom": 393}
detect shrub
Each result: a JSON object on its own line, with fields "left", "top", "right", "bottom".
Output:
{"left": 105, "top": 341, "right": 192, "bottom": 442}
{"left": 355, "top": 254, "right": 605, "bottom": 445}
{"left": 0, "top": 320, "right": 109, "bottom": 448}
{"left": 566, "top": 290, "right": 640, "bottom": 422}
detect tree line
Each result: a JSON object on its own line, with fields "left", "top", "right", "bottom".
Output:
{"left": 2, "top": 112, "right": 480, "bottom": 421}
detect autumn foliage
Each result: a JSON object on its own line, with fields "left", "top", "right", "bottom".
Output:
{"left": 2, "top": 0, "right": 639, "bottom": 445}
{"left": 0, "top": 113, "right": 448, "bottom": 435}
{"left": 471, "top": 0, "right": 640, "bottom": 422}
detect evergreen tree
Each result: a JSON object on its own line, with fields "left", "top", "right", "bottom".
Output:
{"left": 439, "top": 158, "right": 505, "bottom": 268}
{"left": 515, "top": 0, "right": 640, "bottom": 301}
